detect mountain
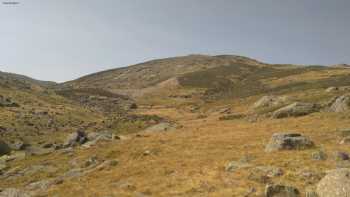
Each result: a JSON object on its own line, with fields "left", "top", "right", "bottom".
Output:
{"left": 65, "top": 54, "right": 350, "bottom": 102}
{"left": 63, "top": 55, "right": 265, "bottom": 95}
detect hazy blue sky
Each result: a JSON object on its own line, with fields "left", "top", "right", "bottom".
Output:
{"left": 0, "top": 1, "right": 349, "bottom": 82}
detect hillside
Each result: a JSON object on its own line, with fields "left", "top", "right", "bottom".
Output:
{"left": 0, "top": 71, "right": 56, "bottom": 89}
{"left": 2, "top": 55, "right": 350, "bottom": 196}
{"left": 65, "top": 55, "right": 350, "bottom": 104}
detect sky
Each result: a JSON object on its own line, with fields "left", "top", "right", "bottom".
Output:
{"left": 0, "top": 0, "right": 350, "bottom": 82}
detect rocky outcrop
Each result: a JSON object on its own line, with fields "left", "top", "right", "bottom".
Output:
{"left": 253, "top": 95, "right": 288, "bottom": 109}
{"left": 272, "top": 102, "right": 320, "bottom": 119}
{"left": 63, "top": 130, "right": 88, "bottom": 147}
{"left": 316, "top": 168, "right": 350, "bottom": 197}
{"left": 265, "top": 184, "right": 300, "bottom": 197}
{"left": 328, "top": 95, "right": 350, "bottom": 112}
{"left": 265, "top": 133, "right": 315, "bottom": 152}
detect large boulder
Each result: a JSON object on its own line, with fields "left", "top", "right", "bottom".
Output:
{"left": 63, "top": 130, "right": 88, "bottom": 147}
{"left": 265, "top": 184, "right": 300, "bottom": 197}
{"left": 328, "top": 95, "right": 350, "bottom": 112}
{"left": 87, "top": 130, "right": 115, "bottom": 142}
{"left": 253, "top": 95, "right": 288, "bottom": 109}
{"left": 316, "top": 168, "right": 350, "bottom": 197}
{"left": 272, "top": 102, "right": 320, "bottom": 119}
{"left": 265, "top": 133, "right": 315, "bottom": 152}
{"left": 0, "top": 140, "right": 11, "bottom": 156}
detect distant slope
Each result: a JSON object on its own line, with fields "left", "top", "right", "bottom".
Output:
{"left": 64, "top": 54, "right": 350, "bottom": 101}
{"left": 0, "top": 70, "right": 56, "bottom": 89}
{"left": 64, "top": 55, "right": 265, "bottom": 91}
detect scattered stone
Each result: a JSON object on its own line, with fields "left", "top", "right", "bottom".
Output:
{"left": 253, "top": 95, "right": 288, "bottom": 109}
{"left": 325, "top": 87, "right": 338, "bottom": 93}
{"left": 247, "top": 170, "right": 271, "bottom": 184}
{"left": 25, "top": 147, "right": 54, "bottom": 156}
{"left": 0, "top": 140, "right": 11, "bottom": 156}
{"left": 265, "top": 133, "right": 315, "bottom": 152}
{"left": 20, "top": 165, "right": 58, "bottom": 176}
{"left": 87, "top": 130, "right": 115, "bottom": 142}
{"left": 82, "top": 156, "right": 99, "bottom": 168}
{"left": 317, "top": 168, "right": 350, "bottom": 197}
{"left": 0, "top": 95, "right": 19, "bottom": 107}
{"left": 265, "top": 184, "right": 300, "bottom": 197}
{"left": 272, "top": 102, "right": 320, "bottom": 119}
{"left": 328, "top": 95, "right": 350, "bottom": 112}
{"left": 63, "top": 129, "right": 88, "bottom": 147}
{"left": 296, "top": 170, "right": 325, "bottom": 184}
{"left": 144, "top": 122, "right": 178, "bottom": 133}
{"left": 254, "top": 166, "right": 283, "bottom": 177}
{"left": 218, "top": 113, "right": 245, "bottom": 121}
{"left": 25, "top": 178, "right": 63, "bottom": 193}
{"left": 143, "top": 150, "right": 151, "bottom": 156}
{"left": 0, "top": 188, "right": 30, "bottom": 197}
{"left": 311, "top": 150, "right": 327, "bottom": 161}
{"left": 225, "top": 161, "right": 252, "bottom": 172}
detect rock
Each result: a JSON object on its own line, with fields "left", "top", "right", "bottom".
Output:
{"left": 272, "top": 102, "right": 320, "bottom": 119}
{"left": 0, "top": 95, "right": 19, "bottom": 108}
{"left": 0, "top": 140, "right": 11, "bottom": 156}
{"left": 333, "top": 151, "right": 349, "bottom": 161}
{"left": 63, "top": 129, "right": 88, "bottom": 147}
{"left": 328, "top": 95, "right": 350, "bottom": 112}
{"left": 316, "top": 168, "right": 350, "bottom": 197}
{"left": 325, "top": 87, "right": 339, "bottom": 92}
{"left": 296, "top": 170, "right": 325, "bottom": 184}
{"left": 225, "top": 161, "right": 252, "bottom": 172}
{"left": 311, "top": 150, "right": 327, "bottom": 161}
{"left": 247, "top": 170, "right": 271, "bottom": 184}
{"left": 144, "top": 122, "right": 178, "bottom": 133}
{"left": 20, "top": 165, "right": 58, "bottom": 176}
{"left": 265, "top": 133, "right": 315, "bottom": 152}
{"left": 254, "top": 166, "right": 283, "bottom": 177}
{"left": 340, "top": 137, "right": 350, "bottom": 144}
{"left": 0, "top": 188, "right": 30, "bottom": 197}
{"left": 87, "top": 130, "right": 115, "bottom": 141}
{"left": 265, "top": 184, "right": 300, "bottom": 197}
{"left": 218, "top": 114, "right": 245, "bottom": 121}
{"left": 25, "top": 178, "right": 63, "bottom": 193}
{"left": 81, "top": 156, "right": 99, "bottom": 168}
{"left": 8, "top": 140, "right": 26, "bottom": 151}
{"left": 253, "top": 95, "right": 288, "bottom": 109}
{"left": 25, "top": 147, "right": 54, "bottom": 156}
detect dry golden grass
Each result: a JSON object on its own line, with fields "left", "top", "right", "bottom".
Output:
{"left": 262, "top": 69, "right": 350, "bottom": 88}
{"left": 39, "top": 103, "right": 350, "bottom": 197}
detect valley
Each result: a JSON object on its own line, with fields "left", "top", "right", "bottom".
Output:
{"left": 1, "top": 55, "right": 350, "bottom": 196}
